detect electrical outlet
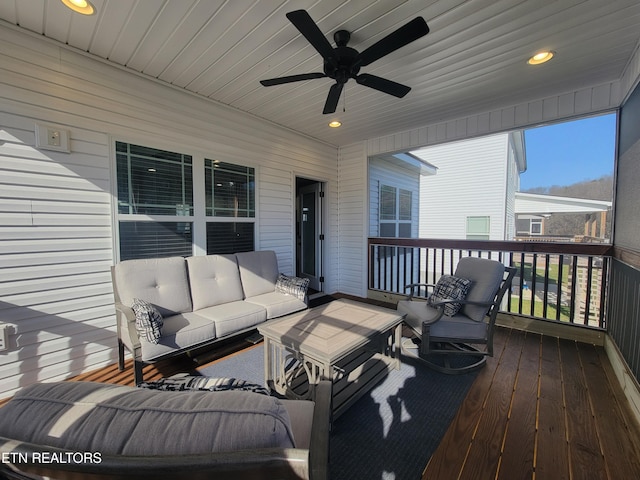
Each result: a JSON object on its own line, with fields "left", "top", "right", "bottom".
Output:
{"left": 35, "top": 123, "right": 70, "bottom": 153}
{"left": 0, "top": 324, "right": 9, "bottom": 351}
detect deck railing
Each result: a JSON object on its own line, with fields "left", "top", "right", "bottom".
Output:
{"left": 368, "top": 237, "right": 614, "bottom": 329}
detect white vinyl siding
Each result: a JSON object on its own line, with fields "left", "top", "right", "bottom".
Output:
{"left": 368, "top": 157, "right": 420, "bottom": 238}
{"left": 0, "top": 25, "right": 337, "bottom": 400}
{"left": 416, "top": 133, "right": 510, "bottom": 240}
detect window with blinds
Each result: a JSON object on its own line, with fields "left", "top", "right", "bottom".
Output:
{"left": 115, "top": 143, "right": 257, "bottom": 261}
{"left": 379, "top": 185, "right": 412, "bottom": 237}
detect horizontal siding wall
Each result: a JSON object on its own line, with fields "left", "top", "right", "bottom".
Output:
{"left": 416, "top": 134, "right": 509, "bottom": 240}
{"left": 0, "top": 25, "right": 337, "bottom": 400}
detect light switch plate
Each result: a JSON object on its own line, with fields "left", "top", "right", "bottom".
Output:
{"left": 35, "top": 123, "right": 70, "bottom": 153}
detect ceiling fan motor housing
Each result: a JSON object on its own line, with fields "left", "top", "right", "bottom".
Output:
{"left": 324, "top": 45, "right": 360, "bottom": 84}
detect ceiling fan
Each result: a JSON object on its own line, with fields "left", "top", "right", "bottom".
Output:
{"left": 260, "top": 10, "right": 430, "bottom": 114}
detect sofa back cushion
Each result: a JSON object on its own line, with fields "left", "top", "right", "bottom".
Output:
{"left": 186, "top": 254, "right": 245, "bottom": 310}
{"left": 113, "top": 256, "right": 192, "bottom": 316}
{"left": 236, "top": 250, "right": 280, "bottom": 298}
{"left": 0, "top": 382, "right": 296, "bottom": 456}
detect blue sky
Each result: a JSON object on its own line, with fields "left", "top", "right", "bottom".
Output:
{"left": 520, "top": 113, "right": 617, "bottom": 190}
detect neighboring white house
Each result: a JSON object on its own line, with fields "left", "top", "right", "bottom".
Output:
{"left": 412, "top": 132, "right": 526, "bottom": 241}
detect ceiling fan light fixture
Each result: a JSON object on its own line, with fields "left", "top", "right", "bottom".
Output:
{"left": 328, "top": 120, "right": 342, "bottom": 128}
{"left": 527, "top": 51, "right": 554, "bottom": 65}
{"left": 60, "top": 0, "right": 96, "bottom": 15}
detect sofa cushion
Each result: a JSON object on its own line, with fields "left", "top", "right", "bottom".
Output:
{"left": 131, "top": 298, "right": 164, "bottom": 344}
{"left": 236, "top": 250, "right": 280, "bottom": 298}
{"left": 244, "top": 292, "right": 307, "bottom": 319}
{"left": 113, "top": 256, "right": 192, "bottom": 316}
{"left": 140, "top": 312, "right": 216, "bottom": 361}
{"left": 0, "top": 382, "right": 296, "bottom": 456}
{"left": 186, "top": 254, "right": 245, "bottom": 310}
{"left": 275, "top": 273, "right": 310, "bottom": 301}
{"left": 197, "top": 301, "right": 266, "bottom": 337}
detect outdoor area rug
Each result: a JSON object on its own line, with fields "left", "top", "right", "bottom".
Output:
{"left": 198, "top": 342, "right": 477, "bottom": 480}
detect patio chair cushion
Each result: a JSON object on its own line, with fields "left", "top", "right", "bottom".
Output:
{"left": 427, "top": 274, "right": 472, "bottom": 316}
{"left": 186, "top": 254, "right": 245, "bottom": 310}
{"left": 131, "top": 298, "right": 164, "bottom": 344}
{"left": 0, "top": 382, "right": 296, "bottom": 456}
{"left": 455, "top": 257, "right": 505, "bottom": 321}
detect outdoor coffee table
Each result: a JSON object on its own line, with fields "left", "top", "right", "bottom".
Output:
{"left": 258, "top": 299, "right": 405, "bottom": 418}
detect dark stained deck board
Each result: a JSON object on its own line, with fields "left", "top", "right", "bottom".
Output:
{"left": 559, "top": 337, "right": 607, "bottom": 479}
{"left": 496, "top": 332, "right": 540, "bottom": 480}
{"left": 579, "top": 341, "right": 640, "bottom": 479}
{"left": 536, "top": 334, "right": 571, "bottom": 480}
{"left": 420, "top": 328, "right": 511, "bottom": 479}
{"left": 424, "top": 328, "right": 640, "bottom": 480}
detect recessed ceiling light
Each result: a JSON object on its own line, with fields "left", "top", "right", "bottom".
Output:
{"left": 527, "top": 51, "right": 555, "bottom": 65}
{"left": 60, "top": 0, "right": 96, "bottom": 15}
{"left": 328, "top": 121, "right": 342, "bottom": 128}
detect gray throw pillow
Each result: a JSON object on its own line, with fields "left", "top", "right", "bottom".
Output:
{"left": 427, "top": 275, "right": 472, "bottom": 317}
{"left": 131, "top": 298, "right": 164, "bottom": 344}
{"left": 275, "top": 273, "right": 310, "bottom": 301}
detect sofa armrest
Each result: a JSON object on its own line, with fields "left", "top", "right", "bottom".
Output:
{"left": 114, "top": 301, "right": 142, "bottom": 356}
{"left": 309, "top": 380, "right": 332, "bottom": 480}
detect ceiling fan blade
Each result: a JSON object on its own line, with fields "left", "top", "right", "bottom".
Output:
{"left": 260, "top": 73, "right": 326, "bottom": 86}
{"left": 286, "top": 10, "right": 336, "bottom": 63}
{"left": 356, "top": 74, "right": 411, "bottom": 98}
{"left": 358, "top": 17, "right": 429, "bottom": 67}
{"left": 323, "top": 83, "right": 343, "bottom": 114}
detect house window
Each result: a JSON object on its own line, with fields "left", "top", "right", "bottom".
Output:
{"left": 466, "top": 216, "right": 490, "bottom": 240}
{"left": 115, "top": 143, "right": 257, "bottom": 260}
{"left": 379, "top": 185, "right": 413, "bottom": 237}
{"left": 530, "top": 219, "right": 542, "bottom": 235}
{"left": 116, "top": 142, "right": 194, "bottom": 260}
{"left": 204, "top": 159, "right": 255, "bottom": 254}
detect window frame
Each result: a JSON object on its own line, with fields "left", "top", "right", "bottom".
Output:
{"left": 379, "top": 184, "right": 413, "bottom": 238}
{"left": 112, "top": 139, "right": 258, "bottom": 262}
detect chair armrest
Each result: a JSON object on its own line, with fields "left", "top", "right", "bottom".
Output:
{"left": 309, "top": 380, "right": 332, "bottom": 480}
{"left": 403, "top": 283, "right": 437, "bottom": 300}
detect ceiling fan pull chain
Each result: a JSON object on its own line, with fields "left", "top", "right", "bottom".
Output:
{"left": 343, "top": 86, "right": 346, "bottom": 112}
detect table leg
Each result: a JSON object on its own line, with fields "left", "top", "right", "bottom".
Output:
{"left": 263, "top": 337, "right": 274, "bottom": 391}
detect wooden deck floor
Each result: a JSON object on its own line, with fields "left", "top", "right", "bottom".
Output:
{"left": 423, "top": 327, "right": 640, "bottom": 480}
{"left": 12, "top": 324, "right": 640, "bottom": 480}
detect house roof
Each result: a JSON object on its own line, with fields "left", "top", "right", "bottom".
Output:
{"left": 1, "top": 0, "right": 639, "bottom": 146}
{"left": 515, "top": 192, "right": 612, "bottom": 214}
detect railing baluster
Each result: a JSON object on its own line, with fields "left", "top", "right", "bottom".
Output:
{"left": 570, "top": 255, "right": 578, "bottom": 323}
{"left": 584, "top": 256, "right": 594, "bottom": 325}
{"left": 556, "top": 254, "right": 564, "bottom": 321}
{"left": 542, "top": 254, "right": 550, "bottom": 319}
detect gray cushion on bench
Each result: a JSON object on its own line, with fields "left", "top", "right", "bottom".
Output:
{"left": 113, "top": 256, "right": 192, "bottom": 317}
{"left": 139, "top": 311, "right": 217, "bottom": 361}
{"left": 0, "top": 382, "right": 296, "bottom": 456}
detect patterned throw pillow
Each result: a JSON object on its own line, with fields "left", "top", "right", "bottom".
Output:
{"left": 427, "top": 275, "right": 473, "bottom": 317}
{"left": 138, "top": 374, "right": 270, "bottom": 396}
{"left": 131, "top": 298, "right": 164, "bottom": 344}
{"left": 275, "top": 273, "right": 310, "bottom": 301}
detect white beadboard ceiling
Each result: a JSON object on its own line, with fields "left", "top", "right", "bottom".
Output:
{"left": 1, "top": 0, "right": 639, "bottom": 147}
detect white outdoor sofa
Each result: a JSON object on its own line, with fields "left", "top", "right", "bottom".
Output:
{"left": 111, "top": 250, "right": 309, "bottom": 384}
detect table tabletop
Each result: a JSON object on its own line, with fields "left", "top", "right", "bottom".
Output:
{"left": 258, "top": 299, "right": 404, "bottom": 363}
